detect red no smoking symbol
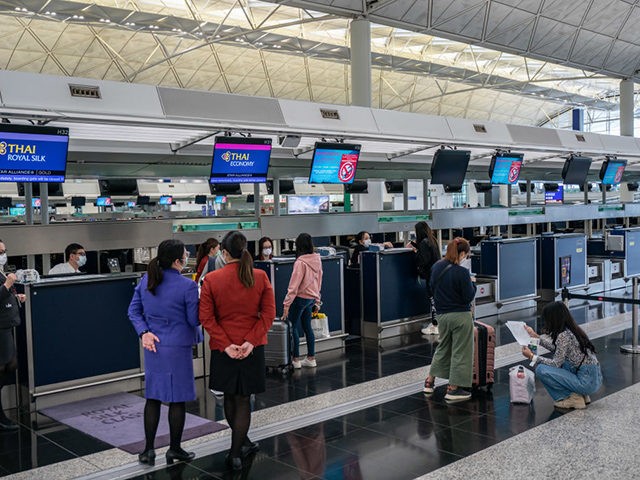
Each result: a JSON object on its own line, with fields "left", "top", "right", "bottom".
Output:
{"left": 339, "top": 162, "right": 355, "bottom": 182}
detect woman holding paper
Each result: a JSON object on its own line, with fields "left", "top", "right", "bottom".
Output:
{"left": 521, "top": 301, "right": 602, "bottom": 410}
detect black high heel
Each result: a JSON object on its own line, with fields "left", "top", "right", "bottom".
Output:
{"left": 241, "top": 438, "right": 259, "bottom": 457}
{"left": 138, "top": 449, "right": 156, "bottom": 465}
{"left": 165, "top": 448, "right": 195, "bottom": 464}
{"left": 225, "top": 454, "right": 243, "bottom": 471}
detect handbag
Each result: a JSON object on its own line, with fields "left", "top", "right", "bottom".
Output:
{"left": 310, "top": 314, "right": 330, "bottom": 339}
{"left": 509, "top": 365, "right": 536, "bottom": 404}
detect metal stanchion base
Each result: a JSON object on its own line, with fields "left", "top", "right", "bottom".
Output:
{"left": 620, "top": 345, "right": 640, "bottom": 354}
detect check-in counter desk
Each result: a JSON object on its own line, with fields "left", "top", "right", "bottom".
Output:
{"left": 474, "top": 237, "right": 538, "bottom": 318}
{"left": 586, "top": 227, "right": 640, "bottom": 293}
{"left": 361, "top": 249, "right": 430, "bottom": 340}
{"left": 538, "top": 233, "right": 588, "bottom": 300}
{"left": 17, "top": 273, "right": 146, "bottom": 412}
{"left": 255, "top": 256, "right": 347, "bottom": 354}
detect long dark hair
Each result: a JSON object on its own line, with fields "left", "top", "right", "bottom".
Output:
{"left": 147, "top": 239, "right": 185, "bottom": 294}
{"left": 257, "top": 236, "right": 273, "bottom": 259}
{"left": 542, "top": 301, "right": 596, "bottom": 354}
{"left": 295, "top": 233, "right": 314, "bottom": 257}
{"left": 225, "top": 231, "right": 254, "bottom": 288}
{"left": 415, "top": 221, "right": 436, "bottom": 246}
{"left": 196, "top": 237, "right": 219, "bottom": 267}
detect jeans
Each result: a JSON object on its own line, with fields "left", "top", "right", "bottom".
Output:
{"left": 429, "top": 311, "right": 474, "bottom": 388}
{"left": 536, "top": 361, "right": 602, "bottom": 401}
{"left": 288, "top": 297, "right": 316, "bottom": 358}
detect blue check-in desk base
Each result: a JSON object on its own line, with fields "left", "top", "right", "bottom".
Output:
{"left": 255, "top": 256, "right": 347, "bottom": 355}
{"left": 360, "top": 250, "right": 431, "bottom": 340}
{"left": 538, "top": 233, "right": 588, "bottom": 301}
{"left": 17, "top": 273, "right": 145, "bottom": 413}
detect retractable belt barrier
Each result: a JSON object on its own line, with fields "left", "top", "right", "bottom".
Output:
{"left": 561, "top": 278, "right": 640, "bottom": 354}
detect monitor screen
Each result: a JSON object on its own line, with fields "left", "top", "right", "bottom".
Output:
{"left": 159, "top": 195, "right": 173, "bottom": 205}
{"left": 287, "top": 195, "right": 330, "bottom": 214}
{"left": 98, "top": 179, "right": 138, "bottom": 196}
{"left": 136, "top": 195, "right": 150, "bottom": 205}
{"left": 127, "top": 201, "right": 136, "bottom": 208}
{"left": 0, "top": 197, "right": 11, "bottom": 208}
{"left": 210, "top": 137, "right": 271, "bottom": 183}
{"left": 0, "top": 124, "right": 69, "bottom": 183}
{"left": 70, "top": 196, "right": 86, "bottom": 207}
{"left": 96, "top": 196, "right": 112, "bottom": 206}
{"left": 562, "top": 155, "right": 592, "bottom": 185}
{"left": 430, "top": 149, "right": 471, "bottom": 185}
{"left": 194, "top": 195, "right": 207, "bottom": 205}
{"left": 308, "top": 142, "right": 361, "bottom": 184}
{"left": 214, "top": 195, "right": 227, "bottom": 204}
{"left": 32, "top": 197, "right": 41, "bottom": 208}
{"left": 545, "top": 185, "right": 564, "bottom": 204}
{"left": 600, "top": 158, "right": 627, "bottom": 185}
{"left": 489, "top": 153, "right": 524, "bottom": 184}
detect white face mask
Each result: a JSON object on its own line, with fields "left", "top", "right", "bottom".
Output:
{"left": 262, "top": 248, "right": 272, "bottom": 257}
{"left": 363, "top": 239, "right": 372, "bottom": 248}
{"left": 0, "top": 254, "right": 7, "bottom": 266}
{"left": 77, "top": 254, "right": 87, "bottom": 267}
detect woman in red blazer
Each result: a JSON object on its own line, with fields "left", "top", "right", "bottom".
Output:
{"left": 199, "top": 231, "right": 276, "bottom": 471}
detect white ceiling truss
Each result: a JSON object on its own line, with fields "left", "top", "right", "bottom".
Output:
{"left": 0, "top": 0, "right": 629, "bottom": 128}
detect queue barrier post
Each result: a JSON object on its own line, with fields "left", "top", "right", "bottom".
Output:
{"left": 621, "top": 277, "right": 640, "bottom": 354}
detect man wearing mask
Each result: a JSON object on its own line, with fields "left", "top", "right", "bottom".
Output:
{"left": 49, "top": 243, "right": 87, "bottom": 275}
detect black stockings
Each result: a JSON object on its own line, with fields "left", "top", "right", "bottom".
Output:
{"left": 0, "top": 357, "right": 17, "bottom": 422}
{"left": 143, "top": 399, "right": 186, "bottom": 452}
{"left": 224, "top": 394, "right": 251, "bottom": 458}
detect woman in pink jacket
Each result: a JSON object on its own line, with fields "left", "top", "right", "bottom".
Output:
{"left": 282, "top": 233, "right": 323, "bottom": 368}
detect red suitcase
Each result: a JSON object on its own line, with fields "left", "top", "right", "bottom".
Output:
{"left": 473, "top": 321, "right": 495, "bottom": 390}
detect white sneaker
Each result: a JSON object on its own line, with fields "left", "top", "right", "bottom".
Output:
{"left": 300, "top": 357, "right": 317, "bottom": 368}
{"left": 292, "top": 359, "right": 302, "bottom": 369}
{"left": 421, "top": 324, "right": 439, "bottom": 335}
{"left": 210, "top": 389, "right": 224, "bottom": 397}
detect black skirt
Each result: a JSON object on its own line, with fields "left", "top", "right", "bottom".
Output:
{"left": 210, "top": 345, "right": 265, "bottom": 395}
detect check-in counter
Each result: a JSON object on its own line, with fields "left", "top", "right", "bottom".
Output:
{"left": 255, "top": 256, "right": 346, "bottom": 354}
{"left": 17, "top": 273, "right": 145, "bottom": 412}
{"left": 586, "top": 227, "right": 640, "bottom": 292}
{"left": 474, "top": 237, "right": 538, "bottom": 318}
{"left": 538, "top": 233, "right": 588, "bottom": 300}
{"left": 360, "top": 249, "right": 430, "bottom": 340}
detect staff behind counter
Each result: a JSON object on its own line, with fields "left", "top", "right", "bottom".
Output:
{"left": 48, "top": 243, "right": 86, "bottom": 275}
{"left": 349, "top": 231, "right": 394, "bottom": 268}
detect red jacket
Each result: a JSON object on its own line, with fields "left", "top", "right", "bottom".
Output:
{"left": 199, "top": 262, "right": 276, "bottom": 351}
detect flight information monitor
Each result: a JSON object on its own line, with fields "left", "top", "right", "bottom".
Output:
{"left": 489, "top": 153, "right": 524, "bottom": 185}
{"left": 309, "top": 142, "right": 361, "bottom": 184}
{"left": 600, "top": 158, "right": 627, "bottom": 185}
{"left": 210, "top": 137, "right": 271, "bottom": 184}
{"left": 96, "top": 196, "right": 112, "bottom": 206}
{"left": 562, "top": 155, "right": 592, "bottom": 185}
{"left": 430, "top": 149, "right": 471, "bottom": 185}
{"left": 159, "top": 195, "right": 173, "bottom": 205}
{"left": 0, "top": 124, "right": 69, "bottom": 183}
{"left": 545, "top": 185, "right": 564, "bottom": 204}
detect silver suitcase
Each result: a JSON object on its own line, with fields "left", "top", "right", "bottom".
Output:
{"left": 265, "top": 319, "right": 293, "bottom": 373}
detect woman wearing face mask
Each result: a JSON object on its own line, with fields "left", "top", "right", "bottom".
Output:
{"left": 195, "top": 238, "right": 220, "bottom": 283}
{"left": 349, "top": 231, "right": 393, "bottom": 268}
{"left": 255, "top": 237, "right": 274, "bottom": 261}
{"left": 0, "top": 240, "right": 25, "bottom": 430}
{"left": 128, "top": 239, "right": 202, "bottom": 466}
{"left": 423, "top": 237, "right": 476, "bottom": 403}
{"left": 48, "top": 243, "right": 86, "bottom": 274}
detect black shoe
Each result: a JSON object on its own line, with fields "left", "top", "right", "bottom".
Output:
{"left": 444, "top": 388, "right": 472, "bottom": 403}
{"left": 138, "top": 449, "right": 156, "bottom": 465}
{"left": 241, "top": 439, "right": 259, "bottom": 457}
{"left": 166, "top": 448, "right": 195, "bottom": 465}
{"left": 225, "top": 454, "right": 243, "bottom": 471}
{"left": 0, "top": 418, "right": 19, "bottom": 431}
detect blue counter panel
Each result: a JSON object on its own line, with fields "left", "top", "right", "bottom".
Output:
{"left": 498, "top": 241, "right": 536, "bottom": 300}
{"left": 539, "top": 235, "right": 586, "bottom": 290}
{"left": 625, "top": 230, "right": 640, "bottom": 276}
{"left": 344, "top": 268, "right": 361, "bottom": 335}
{"left": 29, "top": 277, "right": 140, "bottom": 387}
{"left": 378, "top": 253, "right": 430, "bottom": 323}
{"left": 361, "top": 252, "right": 379, "bottom": 324}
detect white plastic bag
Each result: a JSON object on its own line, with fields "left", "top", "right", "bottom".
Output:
{"left": 509, "top": 365, "right": 536, "bottom": 404}
{"left": 310, "top": 316, "right": 330, "bottom": 339}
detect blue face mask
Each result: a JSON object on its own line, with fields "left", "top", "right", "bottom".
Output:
{"left": 77, "top": 254, "right": 87, "bottom": 267}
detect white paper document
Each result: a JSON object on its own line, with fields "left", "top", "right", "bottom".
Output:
{"left": 505, "top": 321, "right": 531, "bottom": 346}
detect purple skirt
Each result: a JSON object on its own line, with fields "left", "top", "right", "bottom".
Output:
{"left": 144, "top": 345, "right": 196, "bottom": 403}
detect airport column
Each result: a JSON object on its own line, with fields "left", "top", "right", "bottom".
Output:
{"left": 40, "top": 183, "right": 51, "bottom": 273}
{"left": 24, "top": 184, "right": 36, "bottom": 270}
{"left": 273, "top": 179, "right": 280, "bottom": 217}
{"left": 620, "top": 78, "right": 634, "bottom": 137}
{"left": 254, "top": 183, "right": 260, "bottom": 218}
{"left": 350, "top": 17, "right": 372, "bottom": 108}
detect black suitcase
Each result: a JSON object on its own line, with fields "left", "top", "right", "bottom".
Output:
{"left": 265, "top": 319, "right": 293, "bottom": 374}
